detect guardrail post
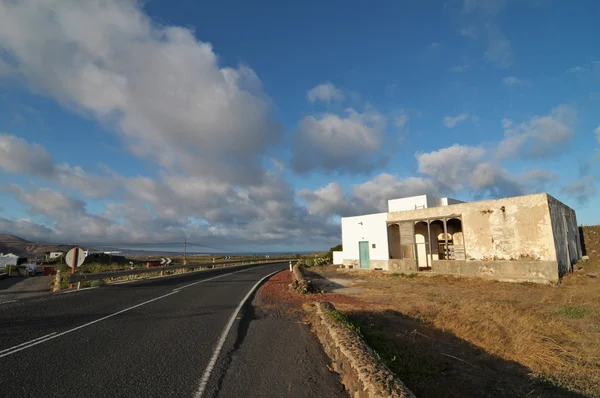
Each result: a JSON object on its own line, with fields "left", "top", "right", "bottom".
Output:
{"left": 289, "top": 261, "right": 292, "bottom": 272}
{"left": 53, "top": 270, "right": 62, "bottom": 292}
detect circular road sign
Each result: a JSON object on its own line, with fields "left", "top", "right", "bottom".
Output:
{"left": 65, "top": 247, "right": 86, "bottom": 268}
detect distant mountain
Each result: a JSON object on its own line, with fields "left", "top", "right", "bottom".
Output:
{"left": 0, "top": 234, "right": 77, "bottom": 257}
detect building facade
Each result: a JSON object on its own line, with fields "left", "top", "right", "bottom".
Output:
{"left": 334, "top": 193, "right": 581, "bottom": 283}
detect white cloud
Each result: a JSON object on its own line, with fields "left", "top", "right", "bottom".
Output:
{"left": 460, "top": 27, "right": 477, "bottom": 39}
{"left": 417, "top": 145, "right": 486, "bottom": 190}
{"left": 0, "top": 134, "right": 54, "bottom": 176}
{"left": 463, "top": 0, "right": 506, "bottom": 14}
{"left": 394, "top": 111, "right": 409, "bottom": 129}
{"left": 496, "top": 105, "right": 577, "bottom": 159}
{"left": 502, "top": 76, "right": 524, "bottom": 86}
{"left": 595, "top": 124, "right": 600, "bottom": 144}
{"left": 451, "top": 64, "right": 470, "bottom": 73}
{"left": 291, "top": 107, "right": 387, "bottom": 174}
{"left": 561, "top": 176, "right": 598, "bottom": 205}
{"left": 0, "top": 0, "right": 281, "bottom": 185}
{"left": 485, "top": 25, "right": 513, "bottom": 69}
{"left": 300, "top": 174, "right": 438, "bottom": 217}
{"left": 307, "top": 82, "right": 344, "bottom": 104}
{"left": 443, "top": 113, "right": 469, "bottom": 128}
{"left": 0, "top": 134, "right": 119, "bottom": 198}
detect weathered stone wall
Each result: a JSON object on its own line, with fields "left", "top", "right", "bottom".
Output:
{"left": 308, "top": 302, "right": 415, "bottom": 398}
{"left": 547, "top": 194, "right": 581, "bottom": 276}
{"left": 430, "top": 260, "right": 559, "bottom": 284}
{"left": 388, "top": 193, "right": 557, "bottom": 263}
{"left": 581, "top": 225, "right": 600, "bottom": 260}
{"left": 387, "top": 259, "right": 418, "bottom": 273}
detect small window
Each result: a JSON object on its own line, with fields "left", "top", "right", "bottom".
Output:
{"left": 372, "top": 243, "right": 376, "bottom": 248}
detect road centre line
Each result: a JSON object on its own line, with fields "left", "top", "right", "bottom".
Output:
{"left": 194, "top": 268, "right": 284, "bottom": 398}
{"left": 0, "top": 332, "right": 57, "bottom": 355}
{"left": 0, "top": 291, "right": 180, "bottom": 359}
{"left": 0, "top": 300, "right": 17, "bottom": 305}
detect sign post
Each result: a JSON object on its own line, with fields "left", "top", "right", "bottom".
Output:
{"left": 65, "top": 247, "right": 87, "bottom": 288}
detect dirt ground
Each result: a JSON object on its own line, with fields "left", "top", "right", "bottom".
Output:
{"left": 304, "top": 262, "right": 600, "bottom": 398}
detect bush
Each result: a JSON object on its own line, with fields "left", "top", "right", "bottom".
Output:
{"left": 89, "top": 279, "right": 105, "bottom": 287}
{"left": 304, "top": 258, "right": 313, "bottom": 267}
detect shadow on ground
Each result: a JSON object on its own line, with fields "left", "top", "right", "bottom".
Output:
{"left": 346, "top": 309, "right": 585, "bottom": 398}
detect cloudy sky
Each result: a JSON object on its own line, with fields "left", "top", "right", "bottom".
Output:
{"left": 0, "top": 0, "right": 598, "bottom": 252}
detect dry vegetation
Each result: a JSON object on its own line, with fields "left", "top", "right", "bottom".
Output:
{"left": 310, "top": 261, "right": 600, "bottom": 397}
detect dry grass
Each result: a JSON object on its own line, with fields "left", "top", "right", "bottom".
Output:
{"left": 311, "top": 261, "right": 600, "bottom": 397}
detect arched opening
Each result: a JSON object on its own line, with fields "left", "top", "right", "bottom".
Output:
{"left": 429, "top": 220, "right": 445, "bottom": 260}
{"left": 446, "top": 218, "right": 465, "bottom": 260}
{"left": 414, "top": 221, "right": 430, "bottom": 268}
{"left": 387, "top": 224, "right": 401, "bottom": 259}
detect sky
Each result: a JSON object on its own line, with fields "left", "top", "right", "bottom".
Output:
{"left": 0, "top": 0, "right": 598, "bottom": 252}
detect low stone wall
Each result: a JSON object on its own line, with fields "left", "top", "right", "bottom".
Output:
{"left": 308, "top": 302, "right": 415, "bottom": 398}
{"left": 430, "top": 260, "right": 559, "bottom": 284}
{"left": 581, "top": 225, "right": 600, "bottom": 260}
{"left": 388, "top": 259, "right": 418, "bottom": 273}
{"left": 291, "top": 263, "right": 312, "bottom": 293}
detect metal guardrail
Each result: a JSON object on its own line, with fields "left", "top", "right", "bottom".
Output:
{"left": 68, "top": 258, "right": 294, "bottom": 283}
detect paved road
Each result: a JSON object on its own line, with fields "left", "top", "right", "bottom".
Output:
{"left": 0, "top": 262, "right": 344, "bottom": 397}
{"left": 0, "top": 275, "right": 52, "bottom": 302}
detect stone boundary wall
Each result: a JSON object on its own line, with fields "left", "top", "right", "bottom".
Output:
{"left": 308, "top": 302, "right": 415, "bottom": 398}
{"left": 291, "top": 263, "right": 312, "bottom": 293}
{"left": 430, "top": 260, "right": 559, "bottom": 284}
{"left": 581, "top": 226, "right": 600, "bottom": 260}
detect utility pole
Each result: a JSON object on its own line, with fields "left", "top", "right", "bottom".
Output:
{"left": 183, "top": 238, "right": 187, "bottom": 265}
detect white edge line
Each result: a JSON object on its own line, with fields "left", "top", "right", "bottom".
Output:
{"left": 0, "top": 300, "right": 17, "bottom": 305}
{"left": 0, "top": 291, "right": 179, "bottom": 359}
{"left": 0, "top": 332, "right": 57, "bottom": 354}
{"left": 194, "top": 268, "right": 283, "bottom": 398}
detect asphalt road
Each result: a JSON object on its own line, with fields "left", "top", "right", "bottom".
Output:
{"left": 0, "top": 262, "right": 345, "bottom": 397}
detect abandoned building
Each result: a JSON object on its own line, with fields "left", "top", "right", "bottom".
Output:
{"left": 332, "top": 193, "right": 581, "bottom": 283}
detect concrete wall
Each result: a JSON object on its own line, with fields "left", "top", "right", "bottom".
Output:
{"left": 547, "top": 195, "right": 581, "bottom": 276}
{"left": 388, "top": 193, "right": 557, "bottom": 263}
{"left": 431, "top": 260, "right": 559, "bottom": 284}
{"left": 341, "top": 213, "right": 388, "bottom": 262}
{"left": 388, "top": 259, "right": 418, "bottom": 273}
{"left": 332, "top": 251, "right": 344, "bottom": 265}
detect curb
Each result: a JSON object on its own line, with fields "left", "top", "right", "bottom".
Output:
{"left": 291, "top": 263, "right": 312, "bottom": 293}
{"left": 308, "top": 302, "right": 415, "bottom": 398}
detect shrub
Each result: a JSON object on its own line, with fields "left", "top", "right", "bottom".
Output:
{"left": 304, "top": 258, "right": 313, "bottom": 267}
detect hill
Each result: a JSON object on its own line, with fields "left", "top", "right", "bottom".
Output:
{"left": 0, "top": 234, "right": 76, "bottom": 257}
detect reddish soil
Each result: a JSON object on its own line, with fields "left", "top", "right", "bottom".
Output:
{"left": 255, "top": 270, "right": 362, "bottom": 315}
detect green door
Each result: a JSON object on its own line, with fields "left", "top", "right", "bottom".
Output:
{"left": 359, "top": 241, "right": 370, "bottom": 269}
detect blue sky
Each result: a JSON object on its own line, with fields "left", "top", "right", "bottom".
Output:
{"left": 0, "top": 0, "right": 598, "bottom": 252}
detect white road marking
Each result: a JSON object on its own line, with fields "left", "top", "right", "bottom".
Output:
{"left": 194, "top": 268, "right": 283, "bottom": 398}
{"left": 175, "top": 268, "right": 252, "bottom": 292}
{"left": 0, "top": 332, "right": 57, "bottom": 354}
{"left": 0, "top": 291, "right": 179, "bottom": 359}
{"left": 0, "top": 300, "right": 17, "bottom": 305}
{"left": 58, "top": 287, "right": 99, "bottom": 294}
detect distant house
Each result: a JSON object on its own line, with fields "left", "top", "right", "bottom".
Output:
{"left": 0, "top": 253, "right": 24, "bottom": 268}
{"left": 46, "top": 251, "right": 64, "bottom": 260}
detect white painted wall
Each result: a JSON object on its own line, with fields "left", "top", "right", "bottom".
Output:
{"left": 388, "top": 195, "right": 436, "bottom": 212}
{"left": 341, "top": 213, "right": 388, "bottom": 261}
{"left": 48, "top": 252, "right": 63, "bottom": 259}
{"left": 332, "top": 251, "right": 344, "bottom": 265}
{"left": 387, "top": 195, "right": 463, "bottom": 212}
